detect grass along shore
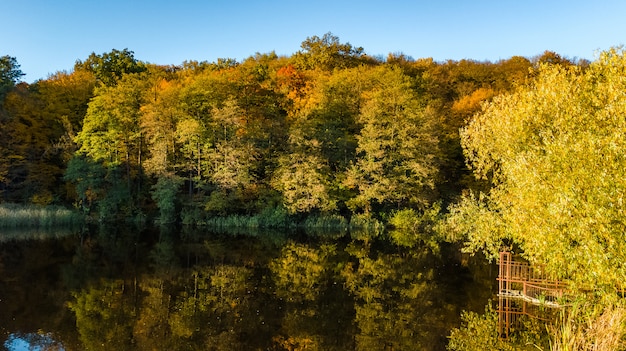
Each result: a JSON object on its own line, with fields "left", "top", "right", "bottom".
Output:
{"left": 0, "top": 203, "right": 84, "bottom": 228}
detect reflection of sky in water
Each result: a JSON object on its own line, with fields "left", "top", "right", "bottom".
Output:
{"left": 4, "top": 337, "right": 31, "bottom": 351}
{"left": 5, "top": 333, "right": 64, "bottom": 351}
{"left": 5, "top": 336, "right": 33, "bottom": 351}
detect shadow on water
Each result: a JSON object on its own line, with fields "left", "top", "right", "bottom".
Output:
{"left": 0, "top": 225, "right": 497, "bottom": 351}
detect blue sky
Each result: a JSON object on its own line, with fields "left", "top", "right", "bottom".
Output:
{"left": 2, "top": 0, "right": 625, "bottom": 83}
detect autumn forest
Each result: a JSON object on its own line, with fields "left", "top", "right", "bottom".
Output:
{"left": 4, "top": 32, "right": 626, "bottom": 349}
{"left": 0, "top": 34, "right": 575, "bottom": 225}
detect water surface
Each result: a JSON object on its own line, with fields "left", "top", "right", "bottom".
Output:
{"left": 0, "top": 226, "right": 496, "bottom": 350}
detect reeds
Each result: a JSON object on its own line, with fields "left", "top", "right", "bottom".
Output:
{"left": 549, "top": 302, "right": 626, "bottom": 351}
{"left": 0, "top": 203, "right": 84, "bottom": 228}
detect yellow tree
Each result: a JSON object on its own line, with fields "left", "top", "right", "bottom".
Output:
{"left": 75, "top": 72, "right": 149, "bottom": 179}
{"left": 1, "top": 82, "right": 71, "bottom": 204}
{"left": 204, "top": 100, "right": 257, "bottom": 190}
{"left": 0, "top": 69, "right": 95, "bottom": 204}
{"left": 141, "top": 77, "right": 180, "bottom": 176}
{"left": 175, "top": 69, "right": 232, "bottom": 196}
{"left": 450, "top": 48, "right": 626, "bottom": 292}
{"left": 272, "top": 67, "right": 367, "bottom": 214}
{"left": 341, "top": 244, "right": 453, "bottom": 350}
{"left": 272, "top": 137, "right": 336, "bottom": 214}
{"left": 72, "top": 72, "right": 150, "bottom": 218}
{"left": 345, "top": 66, "right": 439, "bottom": 213}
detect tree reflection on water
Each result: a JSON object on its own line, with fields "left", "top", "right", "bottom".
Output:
{"left": 0, "top": 226, "right": 495, "bottom": 350}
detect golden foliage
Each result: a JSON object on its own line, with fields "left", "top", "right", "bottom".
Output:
{"left": 455, "top": 48, "right": 626, "bottom": 291}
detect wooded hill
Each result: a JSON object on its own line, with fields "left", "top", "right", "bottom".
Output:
{"left": 0, "top": 33, "right": 584, "bottom": 225}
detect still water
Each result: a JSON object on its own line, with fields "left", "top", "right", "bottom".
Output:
{"left": 0, "top": 226, "right": 496, "bottom": 350}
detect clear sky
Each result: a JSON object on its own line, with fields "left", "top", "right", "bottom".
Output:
{"left": 2, "top": 0, "right": 625, "bottom": 83}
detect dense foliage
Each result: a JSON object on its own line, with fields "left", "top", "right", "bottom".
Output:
{"left": 1, "top": 34, "right": 554, "bottom": 227}
{"left": 442, "top": 47, "right": 626, "bottom": 350}
{"left": 4, "top": 33, "right": 626, "bottom": 348}
{"left": 449, "top": 48, "right": 626, "bottom": 293}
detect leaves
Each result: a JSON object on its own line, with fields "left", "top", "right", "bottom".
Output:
{"left": 0, "top": 55, "right": 25, "bottom": 100}
{"left": 74, "top": 48, "right": 146, "bottom": 87}
{"left": 456, "top": 47, "right": 626, "bottom": 291}
{"left": 294, "top": 32, "right": 366, "bottom": 71}
{"left": 345, "top": 66, "right": 439, "bottom": 212}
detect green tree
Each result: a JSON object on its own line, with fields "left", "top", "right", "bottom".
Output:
{"left": 293, "top": 32, "right": 368, "bottom": 71}
{"left": 447, "top": 305, "right": 519, "bottom": 351}
{"left": 450, "top": 48, "right": 626, "bottom": 293}
{"left": 64, "top": 155, "right": 132, "bottom": 220}
{"left": 0, "top": 55, "right": 25, "bottom": 101}
{"left": 64, "top": 155, "right": 106, "bottom": 213}
{"left": 345, "top": 66, "right": 439, "bottom": 213}
{"left": 151, "top": 174, "right": 183, "bottom": 225}
{"left": 273, "top": 151, "right": 335, "bottom": 214}
{"left": 71, "top": 72, "right": 150, "bottom": 218}
{"left": 74, "top": 48, "right": 146, "bottom": 86}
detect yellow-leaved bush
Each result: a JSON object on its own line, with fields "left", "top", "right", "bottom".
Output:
{"left": 450, "top": 48, "right": 626, "bottom": 293}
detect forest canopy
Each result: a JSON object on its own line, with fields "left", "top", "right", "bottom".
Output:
{"left": 0, "top": 34, "right": 590, "bottom": 235}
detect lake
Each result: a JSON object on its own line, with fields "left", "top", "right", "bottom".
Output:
{"left": 0, "top": 225, "right": 496, "bottom": 350}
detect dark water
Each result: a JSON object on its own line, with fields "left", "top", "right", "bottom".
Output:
{"left": 0, "top": 226, "right": 496, "bottom": 351}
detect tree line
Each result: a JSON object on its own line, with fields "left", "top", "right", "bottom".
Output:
{"left": 1, "top": 33, "right": 578, "bottom": 227}
{"left": 5, "top": 33, "right": 626, "bottom": 347}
